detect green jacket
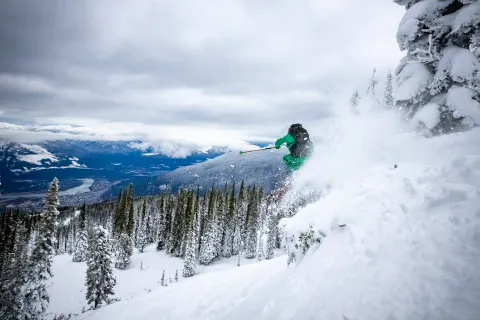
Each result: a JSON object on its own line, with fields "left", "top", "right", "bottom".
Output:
{"left": 275, "top": 134, "right": 296, "bottom": 151}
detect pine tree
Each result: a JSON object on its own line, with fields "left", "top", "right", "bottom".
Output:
{"left": 394, "top": 0, "right": 480, "bottom": 133}
{"left": 163, "top": 196, "right": 173, "bottom": 247}
{"left": 245, "top": 186, "right": 259, "bottom": 259}
{"left": 0, "top": 219, "right": 29, "bottom": 320}
{"left": 384, "top": 69, "right": 394, "bottom": 109}
{"left": 112, "top": 189, "right": 124, "bottom": 238}
{"left": 67, "top": 224, "right": 75, "bottom": 255}
{"left": 23, "top": 178, "right": 60, "bottom": 319}
{"left": 366, "top": 68, "right": 378, "bottom": 98}
{"left": 183, "top": 193, "right": 198, "bottom": 278}
{"left": 193, "top": 188, "right": 201, "bottom": 254}
{"left": 350, "top": 90, "right": 361, "bottom": 114}
{"left": 222, "top": 183, "right": 236, "bottom": 258}
{"left": 237, "top": 181, "right": 248, "bottom": 247}
{"left": 73, "top": 203, "right": 88, "bottom": 262}
{"left": 125, "top": 195, "right": 135, "bottom": 240}
{"left": 161, "top": 270, "right": 165, "bottom": 286}
{"left": 85, "top": 226, "right": 116, "bottom": 309}
{"left": 180, "top": 191, "right": 195, "bottom": 257}
{"left": 199, "top": 187, "right": 217, "bottom": 265}
{"left": 214, "top": 186, "right": 226, "bottom": 257}
{"left": 138, "top": 199, "right": 148, "bottom": 253}
{"left": 266, "top": 212, "right": 278, "bottom": 260}
{"left": 114, "top": 232, "right": 133, "bottom": 269}
{"left": 256, "top": 187, "right": 266, "bottom": 261}
{"left": 175, "top": 269, "right": 179, "bottom": 282}
{"left": 232, "top": 222, "right": 242, "bottom": 256}
{"left": 169, "top": 189, "right": 187, "bottom": 256}
{"left": 0, "top": 210, "right": 13, "bottom": 275}
{"left": 156, "top": 197, "right": 166, "bottom": 251}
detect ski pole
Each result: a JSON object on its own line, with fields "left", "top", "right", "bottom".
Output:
{"left": 239, "top": 147, "right": 277, "bottom": 156}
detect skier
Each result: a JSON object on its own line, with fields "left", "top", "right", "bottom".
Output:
{"left": 275, "top": 123, "right": 314, "bottom": 171}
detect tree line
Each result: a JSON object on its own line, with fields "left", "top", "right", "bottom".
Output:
{"left": 0, "top": 178, "right": 284, "bottom": 319}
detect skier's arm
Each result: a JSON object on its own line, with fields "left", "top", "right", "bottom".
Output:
{"left": 275, "top": 134, "right": 295, "bottom": 149}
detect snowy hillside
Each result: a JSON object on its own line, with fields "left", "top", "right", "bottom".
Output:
{"left": 70, "top": 106, "right": 480, "bottom": 320}
{"left": 106, "top": 147, "right": 291, "bottom": 198}
{"left": 163, "top": 147, "right": 290, "bottom": 192}
{"left": 47, "top": 244, "right": 286, "bottom": 319}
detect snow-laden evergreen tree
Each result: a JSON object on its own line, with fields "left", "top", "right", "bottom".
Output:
{"left": 138, "top": 199, "right": 148, "bottom": 253}
{"left": 73, "top": 203, "right": 88, "bottom": 262}
{"left": 125, "top": 195, "right": 135, "bottom": 241}
{"left": 164, "top": 196, "right": 173, "bottom": 246}
{"left": 394, "top": 0, "right": 480, "bottom": 133}
{"left": 255, "top": 187, "right": 266, "bottom": 261}
{"left": 85, "top": 225, "right": 116, "bottom": 310}
{"left": 23, "top": 178, "right": 60, "bottom": 320}
{"left": 214, "top": 185, "right": 227, "bottom": 257}
{"left": 222, "top": 183, "right": 236, "bottom": 258}
{"left": 232, "top": 222, "right": 242, "bottom": 256}
{"left": 112, "top": 189, "right": 125, "bottom": 238}
{"left": 106, "top": 214, "right": 114, "bottom": 244}
{"left": 0, "top": 220, "right": 29, "bottom": 320}
{"left": 384, "top": 69, "right": 395, "bottom": 109}
{"left": 0, "top": 211, "right": 10, "bottom": 275}
{"left": 237, "top": 181, "right": 248, "bottom": 246}
{"left": 180, "top": 191, "right": 195, "bottom": 257}
{"left": 114, "top": 186, "right": 134, "bottom": 268}
{"left": 169, "top": 189, "right": 187, "bottom": 256}
{"left": 0, "top": 210, "right": 15, "bottom": 276}
{"left": 266, "top": 212, "right": 278, "bottom": 260}
{"left": 245, "top": 186, "right": 259, "bottom": 259}
{"left": 114, "top": 232, "right": 133, "bottom": 269}
{"left": 366, "top": 68, "right": 378, "bottom": 98}
{"left": 161, "top": 270, "right": 165, "bottom": 286}
{"left": 156, "top": 197, "right": 166, "bottom": 251}
{"left": 183, "top": 193, "right": 197, "bottom": 278}
{"left": 350, "top": 90, "right": 361, "bottom": 114}
{"left": 175, "top": 269, "right": 179, "bottom": 282}
{"left": 199, "top": 187, "right": 217, "bottom": 265}
{"left": 193, "top": 188, "right": 201, "bottom": 254}
{"left": 66, "top": 224, "right": 75, "bottom": 255}
{"left": 198, "top": 191, "right": 209, "bottom": 253}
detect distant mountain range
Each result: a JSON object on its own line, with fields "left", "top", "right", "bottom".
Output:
{"left": 0, "top": 140, "right": 227, "bottom": 208}
{"left": 0, "top": 140, "right": 288, "bottom": 210}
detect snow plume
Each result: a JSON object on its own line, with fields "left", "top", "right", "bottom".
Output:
{"left": 292, "top": 95, "right": 409, "bottom": 195}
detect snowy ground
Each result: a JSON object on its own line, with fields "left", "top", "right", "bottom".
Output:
{"left": 48, "top": 245, "right": 286, "bottom": 319}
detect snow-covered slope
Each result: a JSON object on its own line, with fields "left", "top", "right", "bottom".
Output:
{"left": 107, "top": 147, "right": 291, "bottom": 197}
{"left": 48, "top": 244, "right": 287, "bottom": 319}
{"left": 72, "top": 104, "right": 480, "bottom": 320}
{"left": 162, "top": 147, "right": 290, "bottom": 192}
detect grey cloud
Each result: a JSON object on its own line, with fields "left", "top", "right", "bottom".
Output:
{"left": 0, "top": 0, "right": 404, "bottom": 149}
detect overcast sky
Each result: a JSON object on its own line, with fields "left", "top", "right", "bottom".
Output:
{"left": 0, "top": 0, "right": 405, "bottom": 156}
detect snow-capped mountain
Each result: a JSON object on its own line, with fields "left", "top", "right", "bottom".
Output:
{"left": 0, "top": 140, "right": 229, "bottom": 208}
